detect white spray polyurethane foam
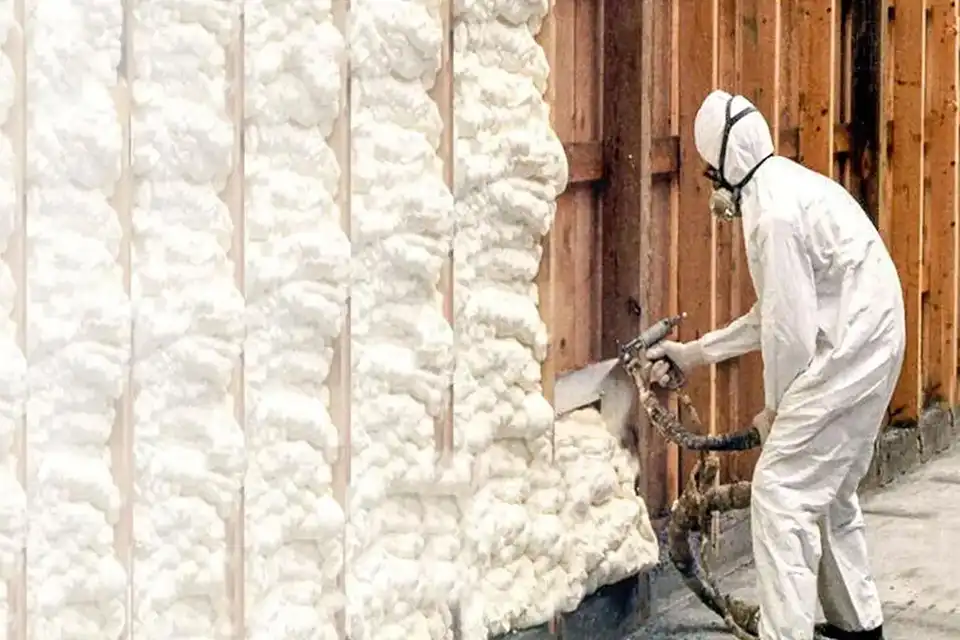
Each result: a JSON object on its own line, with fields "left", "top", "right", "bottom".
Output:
{"left": 0, "top": 0, "right": 25, "bottom": 634}
{"left": 131, "top": 2, "right": 244, "bottom": 638}
{"left": 24, "top": 1, "right": 127, "bottom": 638}
{"left": 452, "top": 0, "right": 566, "bottom": 635}
{"left": 243, "top": 2, "right": 348, "bottom": 639}
{"left": 346, "top": 0, "right": 461, "bottom": 638}
{"left": 452, "top": 1, "right": 658, "bottom": 636}
{"left": 554, "top": 410, "right": 658, "bottom": 599}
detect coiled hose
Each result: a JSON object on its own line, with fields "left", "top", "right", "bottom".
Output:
{"left": 624, "top": 358, "right": 826, "bottom": 640}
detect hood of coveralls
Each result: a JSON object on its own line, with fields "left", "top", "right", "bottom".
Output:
{"left": 694, "top": 90, "right": 775, "bottom": 187}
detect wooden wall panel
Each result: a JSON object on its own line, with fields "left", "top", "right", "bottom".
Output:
{"left": 711, "top": 0, "right": 739, "bottom": 484}
{"left": 798, "top": 0, "right": 837, "bottom": 177}
{"left": 676, "top": 0, "right": 718, "bottom": 486}
{"left": 923, "top": 0, "right": 959, "bottom": 406}
{"left": 552, "top": 0, "right": 602, "bottom": 376}
{"left": 888, "top": 1, "right": 926, "bottom": 419}
{"left": 536, "top": 0, "right": 559, "bottom": 415}
{"left": 557, "top": 0, "right": 958, "bottom": 506}
{"left": 731, "top": 0, "right": 779, "bottom": 481}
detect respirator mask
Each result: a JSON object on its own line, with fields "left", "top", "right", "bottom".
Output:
{"left": 704, "top": 97, "right": 774, "bottom": 220}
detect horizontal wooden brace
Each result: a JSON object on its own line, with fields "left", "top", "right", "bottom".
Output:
{"left": 564, "top": 141, "right": 603, "bottom": 184}
{"left": 565, "top": 121, "right": 894, "bottom": 185}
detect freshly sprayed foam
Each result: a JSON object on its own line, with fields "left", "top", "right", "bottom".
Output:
{"left": 130, "top": 1, "right": 244, "bottom": 638}
{"left": 346, "top": 0, "right": 462, "bottom": 637}
{"left": 0, "top": 0, "right": 660, "bottom": 637}
{"left": 0, "top": 0, "right": 25, "bottom": 634}
{"left": 243, "top": 1, "right": 348, "bottom": 638}
{"left": 24, "top": 0, "right": 127, "bottom": 637}
{"left": 452, "top": 0, "right": 658, "bottom": 636}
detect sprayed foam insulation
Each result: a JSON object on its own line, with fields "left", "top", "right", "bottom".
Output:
{"left": 25, "top": 0, "right": 129, "bottom": 637}
{"left": 130, "top": 2, "right": 245, "bottom": 638}
{"left": 0, "top": 0, "right": 25, "bottom": 634}
{"left": 243, "top": 1, "right": 349, "bottom": 638}
{"left": 0, "top": 0, "right": 659, "bottom": 637}
{"left": 345, "top": 0, "right": 463, "bottom": 638}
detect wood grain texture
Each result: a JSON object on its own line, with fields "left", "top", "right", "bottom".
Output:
{"left": 676, "top": 0, "right": 716, "bottom": 484}
{"left": 923, "top": 0, "right": 958, "bottom": 405}
{"left": 729, "top": 0, "right": 779, "bottom": 482}
{"left": 329, "top": 0, "right": 352, "bottom": 636}
{"left": 712, "top": 0, "right": 738, "bottom": 483}
{"left": 797, "top": 0, "right": 837, "bottom": 177}
{"left": 888, "top": 0, "right": 926, "bottom": 419}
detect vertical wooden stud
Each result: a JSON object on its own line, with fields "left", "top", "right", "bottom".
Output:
{"left": 110, "top": 0, "right": 135, "bottom": 635}
{"left": 536, "top": 0, "right": 558, "bottom": 442}
{"left": 889, "top": 0, "right": 926, "bottom": 419}
{"left": 712, "top": 0, "right": 738, "bottom": 483}
{"left": 600, "top": 0, "right": 670, "bottom": 511}
{"left": 797, "top": 0, "right": 837, "bottom": 177}
{"left": 549, "top": 0, "right": 576, "bottom": 376}
{"left": 536, "top": 2, "right": 560, "bottom": 631}
{"left": 329, "top": 0, "right": 351, "bottom": 637}
{"left": 429, "top": 0, "right": 454, "bottom": 459}
{"left": 666, "top": 0, "right": 681, "bottom": 508}
{"left": 923, "top": 0, "right": 958, "bottom": 405}
{"left": 677, "top": 0, "right": 717, "bottom": 483}
{"left": 733, "top": 0, "right": 779, "bottom": 482}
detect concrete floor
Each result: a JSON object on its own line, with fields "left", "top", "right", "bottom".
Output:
{"left": 634, "top": 446, "right": 960, "bottom": 638}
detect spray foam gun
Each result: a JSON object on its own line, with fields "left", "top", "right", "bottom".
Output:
{"left": 617, "top": 312, "right": 688, "bottom": 390}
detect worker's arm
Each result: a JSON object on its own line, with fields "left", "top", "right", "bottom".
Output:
{"left": 698, "top": 303, "right": 761, "bottom": 364}
{"left": 756, "top": 215, "right": 819, "bottom": 410}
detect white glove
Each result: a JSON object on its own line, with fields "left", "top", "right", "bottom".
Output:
{"left": 752, "top": 408, "right": 777, "bottom": 443}
{"left": 644, "top": 340, "right": 708, "bottom": 386}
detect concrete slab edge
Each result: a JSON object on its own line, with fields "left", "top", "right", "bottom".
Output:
{"left": 490, "top": 405, "right": 959, "bottom": 640}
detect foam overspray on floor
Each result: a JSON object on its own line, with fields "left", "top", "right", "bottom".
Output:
{"left": 0, "top": 0, "right": 659, "bottom": 638}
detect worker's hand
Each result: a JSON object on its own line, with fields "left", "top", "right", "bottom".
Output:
{"left": 752, "top": 408, "right": 777, "bottom": 443}
{"left": 644, "top": 340, "right": 707, "bottom": 386}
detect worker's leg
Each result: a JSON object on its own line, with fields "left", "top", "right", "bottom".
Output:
{"left": 751, "top": 413, "right": 855, "bottom": 640}
{"left": 817, "top": 370, "right": 899, "bottom": 634}
{"left": 817, "top": 485, "right": 883, "bottom": 632}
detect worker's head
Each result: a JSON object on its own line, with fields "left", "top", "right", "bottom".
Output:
{"left": 694, "top": 90, "right": 775, "bottom": 220}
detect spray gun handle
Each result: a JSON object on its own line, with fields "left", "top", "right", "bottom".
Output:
{"left": 654, "top": 354, "right": 687, "bottom": 391}
{"left": 620, "top": 312, "right": 688, "bottom": 390}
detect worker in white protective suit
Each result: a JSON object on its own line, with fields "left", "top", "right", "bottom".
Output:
{"left": 646, "top": 90, "right": 904, "bottom": 640}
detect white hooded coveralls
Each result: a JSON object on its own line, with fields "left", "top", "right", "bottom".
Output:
{"left": 692, "top": 90, "right": 906, "bottom": 639}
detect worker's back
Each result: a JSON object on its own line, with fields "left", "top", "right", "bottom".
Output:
{"left": 746, "top": 154, "right": 905, "bottom": 370}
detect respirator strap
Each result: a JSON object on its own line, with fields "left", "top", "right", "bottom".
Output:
{"left": 732, "top": 151, "right": 774, "bottom": 192}
{"left": 715, "top": 97, "right": 757, "bottom": 186}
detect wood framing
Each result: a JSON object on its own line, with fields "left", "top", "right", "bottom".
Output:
{"left": 111, "top": 2, "right": 135, "bottom": 636}
{"left": 536, "top": 0, "right": 558, "bottom": 430}
{"left": 556, "top": 0, "right": 957, "bottom": 507}
{"left": 599, "top": 0, "right": 670, "bottom": 510}
{"left": 431, "top": 0, "right": 455, "bottom": 457}
{"left": 923, "top": 0, "right": 959, "bottom": 405}
{"left": 888, "top": 0, "right": 926, "bottom": 419}
{"left": 730, "top": 0, "right": 779, "bottom": 481}
{"left": 676, "top": 0, "right": 716, "bottom": 483}
{"left": 797, "top": 0, "right": 837, "bottom": 177}
{"left": 329, "top": 0, "right": 351, "bottom": 637}
{"left": 711, "top": 0, "right": 738, "bottom": 483}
